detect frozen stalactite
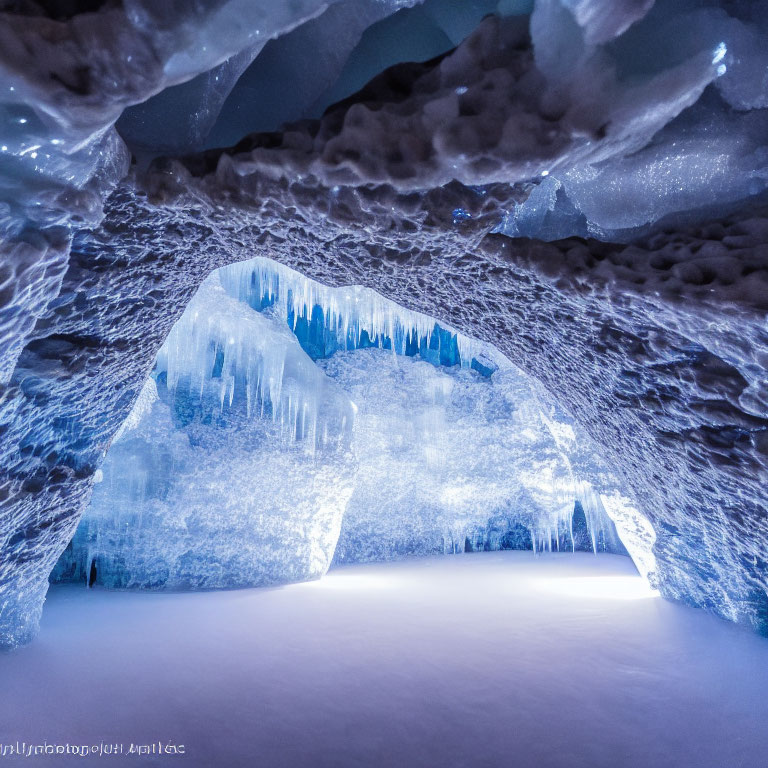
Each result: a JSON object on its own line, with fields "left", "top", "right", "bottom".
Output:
{"left": 218, "top": 258, "right": 492, "bottom": 372}
{"left": 157, "top": 272, "right": 356, "bottom": 451}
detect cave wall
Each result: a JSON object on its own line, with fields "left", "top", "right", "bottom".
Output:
{"left": 1, "top": 3, "right": 767, "bottom": 645}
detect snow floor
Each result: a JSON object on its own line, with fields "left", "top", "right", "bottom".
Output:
{"left": 2, "top": 552, "right": 768, "bottom": 768}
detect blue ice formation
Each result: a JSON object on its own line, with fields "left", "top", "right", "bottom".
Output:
{"left": 55, "top": 259, "right": 639, "bottom": 591}
{"left": 53, "top": 272, "right": 356, "bottom": 589}
{"left": 497, "top": 3, "right": 768, "bottom": 241}
{"left": 118, "top": 0, "right": 530, "bottom": 155}
{"left": 218, "top": 257, "right": 495, "bottom": 374}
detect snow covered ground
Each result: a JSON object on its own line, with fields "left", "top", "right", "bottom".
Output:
{"left": 2, "top": 552, "right": 767, "bottom": 767}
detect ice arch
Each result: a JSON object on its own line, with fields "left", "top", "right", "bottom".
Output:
{"left": 52, "top": 269, "right": 357, "bottom": 590}
{"left": 54, "top": 258, "right": 645, "bottom": 591}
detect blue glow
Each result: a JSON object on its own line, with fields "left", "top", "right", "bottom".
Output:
{"left": 712, "top": 41, "right": 727, "bottom": 65}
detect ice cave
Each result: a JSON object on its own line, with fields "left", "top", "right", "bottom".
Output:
{"left": 1, "top": 1, "right": 768, "bottom": 766}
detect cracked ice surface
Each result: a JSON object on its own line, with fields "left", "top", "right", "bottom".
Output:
{"left": 2, "top": 0, "right": 768, "bottom": 644}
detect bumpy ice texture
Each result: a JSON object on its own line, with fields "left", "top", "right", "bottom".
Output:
{"left": 1, "top": 0, "right": 768, "bottom": 644}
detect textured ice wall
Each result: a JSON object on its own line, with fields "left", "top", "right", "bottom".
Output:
{"left": 2, "top": 0, "right": 768, "bottom": 644}
{"left": 53, "top": 272, "right": 355, "bottom": 589}
{"left": 199, "top": 14, "right": 721, "bottom": 191}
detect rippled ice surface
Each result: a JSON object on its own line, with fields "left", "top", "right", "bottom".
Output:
{"left": 2, "top": 552, "right": 767, "bottom": 768}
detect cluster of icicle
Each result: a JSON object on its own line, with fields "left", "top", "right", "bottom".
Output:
{"left": 154, "top": 272, "right": 355, "bottom": 454}
{"left": 527, "top": 483, "right": 620, "bottom": 555}
{"left": 218, "top": 258, "right": 490, "bottom": 368}
{"left": 529, "top": 410, "right": 618, "bottom": 555}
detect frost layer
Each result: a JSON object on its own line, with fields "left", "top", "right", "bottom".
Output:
{"left": 325, "top": 348, "right": 625, "bottom": 564}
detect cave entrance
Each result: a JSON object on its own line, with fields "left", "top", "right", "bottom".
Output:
{"left": 51, "top": 257, "right": 655, "bottom": 593}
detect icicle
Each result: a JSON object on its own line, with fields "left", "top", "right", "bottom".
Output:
{"left": 217, "top": 257, "right": 491, "bottom": 372}
{"left": 153, "top": 271, "right": 355, "bottom": 455}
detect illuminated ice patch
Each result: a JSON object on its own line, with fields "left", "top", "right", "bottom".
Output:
{"left": 712, "top": 42, "right": 727, "bottom": 65}
{"left": 301, "top": 572, "right": 396, "bottom": 591}
{"left": 535, "top": 576, "right": 660, "bottom": 601}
